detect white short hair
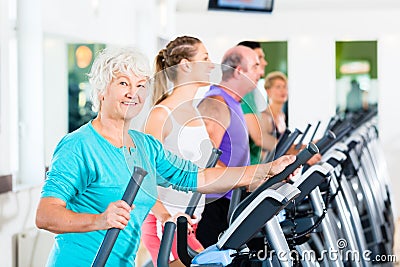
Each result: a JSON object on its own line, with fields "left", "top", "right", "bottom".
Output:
{"left": 88, "top": 47, "right": 151, "bottom": 112}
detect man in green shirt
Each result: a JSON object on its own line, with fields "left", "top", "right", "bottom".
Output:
{"left": 239, "top": 41, "right": 275, "bottom": 164}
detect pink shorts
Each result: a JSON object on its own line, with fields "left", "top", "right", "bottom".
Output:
{"left": 141, "top": 214, "right": 204, "bottom": 266}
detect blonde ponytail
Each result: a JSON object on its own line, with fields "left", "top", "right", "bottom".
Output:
{"left": 153, "top": 49, "right": 169, "bottom": 104}
{"left": 152, "top": 36, "right": 202, "bottom": 105}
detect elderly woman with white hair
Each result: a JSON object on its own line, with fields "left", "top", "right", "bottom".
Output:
{"left": 35, "top": 47, "right": 295, "bottom": 266}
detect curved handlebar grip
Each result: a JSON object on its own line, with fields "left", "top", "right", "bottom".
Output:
{"left": 177, "top": 216, "right": 192, "bottom": 267}
{"left": 157, "top": 222, "right": 177, "bottom": 267}
{"left": 301, "top": 131, "right": 336, "bottom": 173}
{"left": 315, "top": 130, "right": 336, "bottom": 153}
{"left": 229, "top": 143, "right": 319, "bottom": 222}
{"left": 295, "top": 124, "right": 312, "bottom": 150}
{"left": 185, "top": 148, "right": 222, "bottom": 216}
{"left": 262, "top": 129, "right": 291, "bottom": 164}
{"left": 324, "top": 115, "right": 340, "bottom": 133}
{"left": 121, "top": 167, "right": 148, "bottom": 205}
{"left": 92, "top": 167, "right": 148, "bottom": 267}
{"left": 205, "top": 148, "right": 223, "bottom": 168}
{"left": 262, "top": 143, "right": 319, "bottom": 191}
{"left": 185, "top": 193, "right": 202, "bottom": 216}
{"left": 334, "top": 122, "right": 353, "bottom": 140}
{"left": 309, "top": 121, "right": 321, "bottom": 143}
{"left": 275, "top": 129, "right": 291, "bottom": 153}
{"left": 274, "top": 128, "right": 303, "bottom": 159}
{"left": 159, "top": 148, "right": 222, "bottom": 266}
{"left": 317, "top": 123, "right": 353, "bottom": 156}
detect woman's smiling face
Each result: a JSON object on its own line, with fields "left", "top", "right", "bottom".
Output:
{"left": 100, "top": 71, "right": 148, "bottom": 121}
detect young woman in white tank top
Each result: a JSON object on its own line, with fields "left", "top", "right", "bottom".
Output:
{"left": 152, "top": 104, "right": 212, "bottom": 224}
{"left": 141, "top": 36, "right": 215, "bottom": 266}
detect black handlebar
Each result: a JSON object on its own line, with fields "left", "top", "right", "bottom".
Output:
{"left": 92, "top": 167, "right": 148, "bottom": 267}
{"left": 263, "top": 129, "right": 291, "bottom": 163}
{"left": 230, "top": 143, "right": 319, "bottom": 223}
{"left": 158, "top": 148, "right": 222, "bottom": 267}
{"left": 295, "top": 124, "right": 312, "bottom": 150}
{"left": 309, "top": 121, "right": 321, "bottom": 144}
{"left": 275, "top": 129, "right": 291, "bottom": 154}
{"left": 177, "top": 216, "right": 192, "bottom": 267}
{"left": 185, "top": 148, "right": 222, "bottom": 216}
{"left": 318, "top": 124, "right": 351, "bottom": 156}
{"left": 205, "top": 148, "right": 223, "bottom": 168}
{"left": 315, "top": 130, "right": 336, "bottom": 154}
{"left": 274, "top": 128, "right": 303, "bottom": 159}
{"left": 267, "top": 143, "right": 319, "bottom": 188}
{"left": 157, "top": 222, "right": 176, "bottom": 267}
{"left": 324, "top": 115, "right": 340, "bottom": 134}
{"left": 301, "top": 131, "right": 335, "bottom": 173}
{"left": 184, "top": 194, "right": 202, "bottom": 217}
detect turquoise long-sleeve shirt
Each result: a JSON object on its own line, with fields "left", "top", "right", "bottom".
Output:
{"left": 41, "top": 122, "right": 198, "bottom": 266}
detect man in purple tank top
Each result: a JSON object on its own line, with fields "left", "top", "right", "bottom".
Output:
{"left": 196, "top": 45, "right": 263, "bottom": 248}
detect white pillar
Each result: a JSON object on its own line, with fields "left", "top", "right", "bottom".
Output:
{"left": 287, "top": 35, "right": 336, "bottom": 138}
{"left": 17, "top": 0, "right": 44, "bottom": 184}
{"left": 0, "top": 0, "right": 11, "bottom": 175}
{"left": 43, "top": 38, "right": 68, "bottom": 167}
{"left": 134, "top": 0, "right": 158, "bottom": 60}
{"left": 378, "top": 35, "right": 400, "bottom": 216}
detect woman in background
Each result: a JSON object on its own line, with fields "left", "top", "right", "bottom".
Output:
{"left": 262, "top": 71, "right": 321, "bottom": 163}
{"left": 261, "top": 71, "right": 289, "bottom": 140}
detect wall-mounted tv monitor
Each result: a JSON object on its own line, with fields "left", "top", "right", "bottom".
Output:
{"left": 208, "top": 0, "right": 274, "bottom": 13}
